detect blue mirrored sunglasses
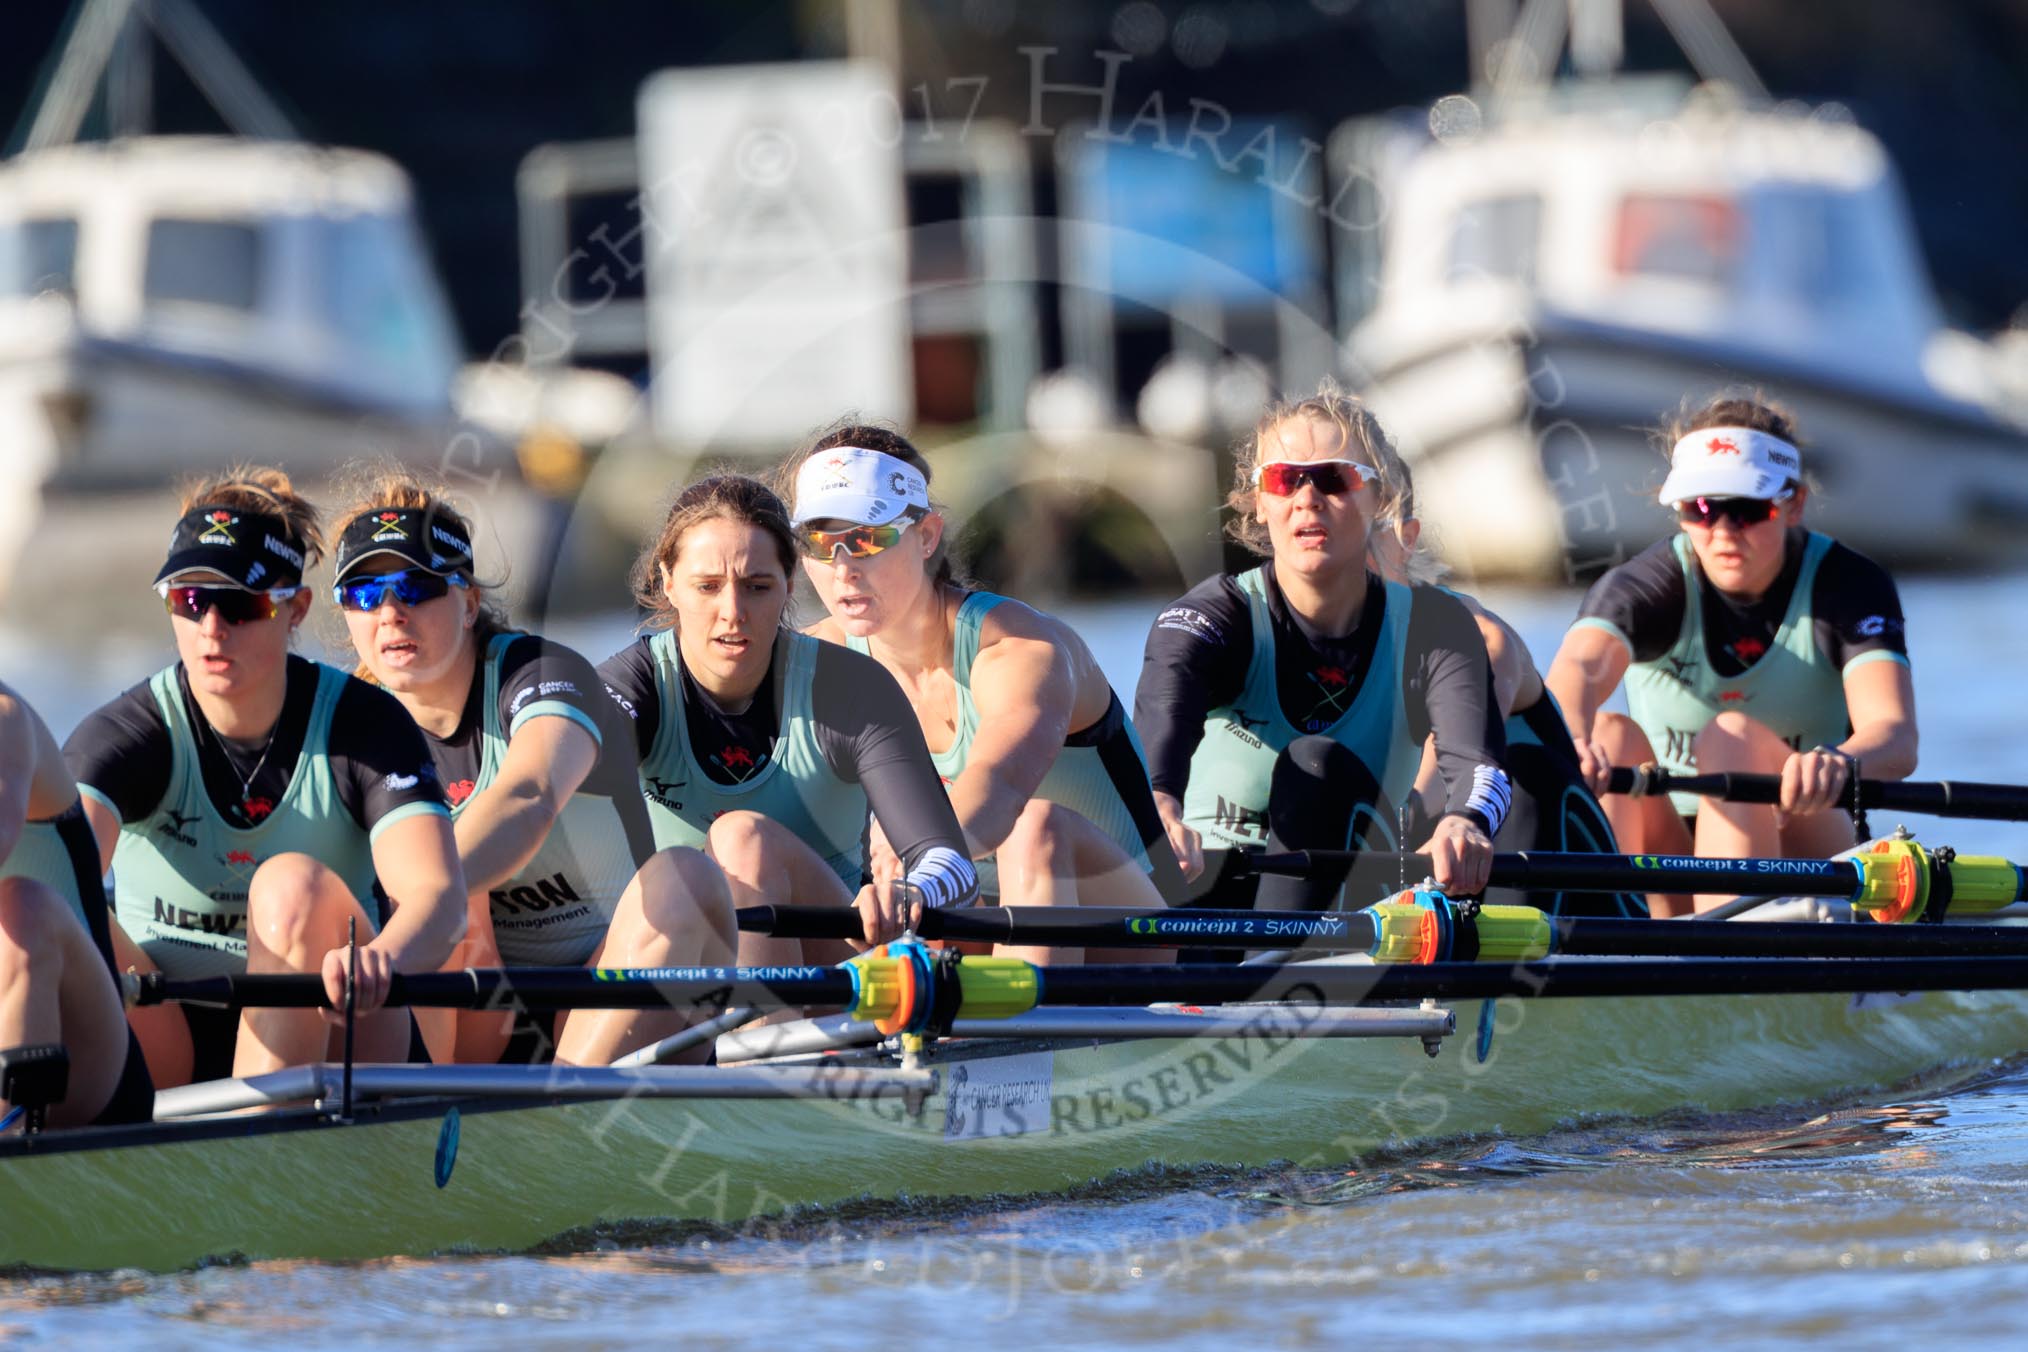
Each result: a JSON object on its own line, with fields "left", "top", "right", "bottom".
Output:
{"left": 333, "top": 568, "right": 469, "bottom": 612}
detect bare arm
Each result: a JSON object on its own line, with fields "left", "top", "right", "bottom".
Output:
{"left": 947, "top": 616, "right": 1075, "bottom": 856}
{"left": 0, "top": 691, "right": 32, "bottom": 863}
{"left": 367, "top": 812, "right": 469, "bottom": 971}
{"left": 1838, "top": 659, "right": 1917, "bottom": 780}
{"left": 452, "top": 716, "right": 599, "bottom": 893}
{"left": 1544, "top": 624, "right": 1633, "bottom": 795}
{"left": 80, "top": 795, "right": 120, "bottom": 875}
{"left": 1545, "top": 625, "right": 1631, "bottom": 742}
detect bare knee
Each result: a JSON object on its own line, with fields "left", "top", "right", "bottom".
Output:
{"left": 245, "top": 852, "right": 343, "bottom": 962}
{"left": 1590, "top": 712, "right": 1653, "bottom": 762}
{"left": 705, "top": 811, "right": 774, "bottom": 881}
{"left": 637, "top": 846, "right": 733, "bottom": 938}
{"left": 999, "top": 799, "right": 1071, "bottom": 868}
{"left": 1693, "top": 711, "right": 1778, "bottom": 771}
{"left": 0, "top": 878, "right": 72, "bottom": 980}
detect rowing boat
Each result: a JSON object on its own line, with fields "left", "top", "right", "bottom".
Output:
{"left": 9, "top": 888, "right": 2028, "bottom": 1272}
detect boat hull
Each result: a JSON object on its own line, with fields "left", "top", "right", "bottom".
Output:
{"left": 6, "top": 983, "right": 2026, "bottom": 1271}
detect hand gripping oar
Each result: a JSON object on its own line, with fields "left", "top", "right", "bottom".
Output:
{"left": 1607, "top": 766, "right": 2028, "bottom": 823}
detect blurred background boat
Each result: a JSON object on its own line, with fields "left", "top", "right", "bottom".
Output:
{"left": 0, "top": 0, "right": 554, "bottom": 625}
{"left": 1338, "top": 1, "right": 2028, "bottom": 580}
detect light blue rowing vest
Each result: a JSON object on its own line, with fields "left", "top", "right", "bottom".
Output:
{"left": 635, "top": 629, "right": 868, "bottom": 889}
{"left": 1181, "top": 567, "right": 1420, "bottom": 850}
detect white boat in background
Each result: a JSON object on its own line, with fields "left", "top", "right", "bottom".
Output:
{"left": 0, "top": 135, "right": 500, "bottom": 602}
{"left": 1341, "top": 63, "right": 2028, "bottom": 582}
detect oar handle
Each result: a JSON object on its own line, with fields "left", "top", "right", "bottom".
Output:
{"left": 1606, "top": 767, "right": 2028, "bottom": 823}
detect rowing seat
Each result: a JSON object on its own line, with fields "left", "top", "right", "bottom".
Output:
{"left": 0, "top": 1044, "right": 69, "bottom": 1135}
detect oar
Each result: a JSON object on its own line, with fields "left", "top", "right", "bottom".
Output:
{"left": 123, "top": 954, "right": 2028, "bottom": 1017}
{"left": 1216, "top": 843, "right": 2024, "bottom": 923}
{"left": 1605, "top": 766, "right": 2028, "bottom": 822}
{"left": 739, "top": 902, "right": 2028, "bottom": 961}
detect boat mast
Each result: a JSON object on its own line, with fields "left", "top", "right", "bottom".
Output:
{"left": 1478, "top": 0, "right": 1770, "bottom": 100}
{"left": 19, "top": 0, "right": 298, "bottom": 153}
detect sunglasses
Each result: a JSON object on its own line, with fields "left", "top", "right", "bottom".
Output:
{"left": 1675, "top": 494, "right": 1790, "bottom": 529}
{"left": 797, "top": 519, "right": 913, "bottom": 560}
{"left": 1254, "top": 459, "right": 1378, "bottom": 497}
{"left": 332, "top": 568, "right": 470, "bottom": 612}
{"left": 158, "top": 583, "right": 304, "bottom": 626}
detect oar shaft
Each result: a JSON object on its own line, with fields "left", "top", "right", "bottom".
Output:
{"left": 737, "top": 904, "right": 1379, "bottom": 949}
{"left": 1039, "top": 956, "right": 2028, "bottom": 1004}
{"left": 1244, "top": 849, "right": 1870, "bottom": 898}
{"left": 131, "top": 965, "right": 857, "bottom": 1012}
{"left": 130, "top": 954, "right": 2028, "bottom": 1014}
{"left": 742, "top": 904, "right": 2028, "bottom": 960}
{"left": 1555, "top": 919, "right": 2028, "bottom": 959}
{"left": 1605, "top": 767, "right": 2028, "bottom": 823}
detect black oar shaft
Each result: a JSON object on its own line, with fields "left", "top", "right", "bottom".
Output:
{"left": 1605, "top": 767, "right": 2028, "bottom": 823}
{"left": 1040, "top": 956, "right": 2028, "bottom": 1004}
{"left": 134, "top": 955, "right": 2028, "bottom": 1013}
{"left": 1244, "top": 849, "right": 1869, "bottom": 898}
{"left": 1555, "top": 919, "right": 2028, "bottom": 959}
{"left": 736, "top": 904, "right": 1379, "bottom": 949}
{"left": 741, "top": 904, "right": 2028, "bottom": 960}
{"left": 134, "top": 966, "right": 857, "bottom": 1012}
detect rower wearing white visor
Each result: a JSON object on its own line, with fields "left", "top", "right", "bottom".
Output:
{"left": 785, "top": 428, "right": 1180, "bottom": 966}
{"left": 1135, "top": 385, "right": 1511, "bottom": 909}
{"left": 597, "top": 474, "right": 978, "bottom": 971}
{"left": 330, "top": 468, "right": 734, "bottom": 1066}
{"left": 1545, "top": 394, "right": 1916, "bottom": 914}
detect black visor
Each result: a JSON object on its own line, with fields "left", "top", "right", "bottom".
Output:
{"left": 334, "top": 506, "right": 475, "bottom": 581}
{"left": 152, "top": 506, "right": 306, "bottom": 591}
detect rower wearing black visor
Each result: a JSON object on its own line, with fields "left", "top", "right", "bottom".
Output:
{"left": 63, "top": 468, "right": 466, "bottom": 1087}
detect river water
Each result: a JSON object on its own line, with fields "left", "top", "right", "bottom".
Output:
{"left": 5, "top": 572, "right": 2028, "bottom": 1346}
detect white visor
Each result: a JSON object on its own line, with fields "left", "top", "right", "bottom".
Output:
{"left": 1656, "top": 427, "right": 1802, "bottom": 505}
{"left": 791, "top": 447, "right": 930, "bottom": 527}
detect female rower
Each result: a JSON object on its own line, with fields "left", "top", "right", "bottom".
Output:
{"left": 1544, "top": 394, "right": 1915, "bottom": 914}
{"left": 783, "top": 426, "right": 1179, "bottom": 964}
{"left": 598, "top": 475, "right": 978, "bottom": 969}
{"left": 0, "top": 682, "right": 153, "bottom": 1126}
{"left": 330, "top": 469, "right": 733, "bottom": 1065}
{"left": 1134, "top": 386, "right": 1511, "bottom": 910}
{"left": 1364, "top": 443, "right": 1645, "bottom": 918}
{"left": 64, "top": 469, "right": 466, "bottom": 1086}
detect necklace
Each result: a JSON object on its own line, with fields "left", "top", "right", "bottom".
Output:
{"left": 209, "top": 718, "right": 281, "bottom": 824}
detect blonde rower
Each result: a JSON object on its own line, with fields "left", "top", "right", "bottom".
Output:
{"left": 64, "top": 469, "right": 465, "bottom": 1085}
